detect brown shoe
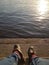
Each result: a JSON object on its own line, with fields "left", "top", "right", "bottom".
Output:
{"left": 12, "top": 44, "right": 22, "bottom": 53}
{"left": 28, "top": 46, "right": 37, "bottom": 65}
{"left": 12, "top": 44, "right": 25, "bottom": 64}
{"left": 28, "top": 46, "right": 35, "bottom": 56}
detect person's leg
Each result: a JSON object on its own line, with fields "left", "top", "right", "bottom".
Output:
{"left": 27, "top": 46, "right": 37, "bottom": 65}
{"left": 0, "top": 54, "right": 18, "bottom": 65}
{"left": 27, "top": 46, "right": 49, "bottom": 65}
{"left": 0, "top": 45, "right": 24, "bottom": 65}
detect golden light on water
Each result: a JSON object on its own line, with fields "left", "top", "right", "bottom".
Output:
{"left": 38, "top": 0, "right": 47, "bottom": 15}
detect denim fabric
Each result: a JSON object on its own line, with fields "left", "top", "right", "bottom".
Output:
{"left": 31, "top": 57, "right": 49, "bottom": 65}
{"left": 0, "top": 54, "right": 19, "bottom": 65}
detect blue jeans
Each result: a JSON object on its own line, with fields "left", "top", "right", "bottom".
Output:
{"left": 0, "top": 53, "right": 19, "bottom": 65}
{"left": 31, "top": 57, "right": 49, "bottom": 65}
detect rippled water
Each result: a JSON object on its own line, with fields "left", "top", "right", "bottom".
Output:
{"left": 0, "top": 0, "right": 49, "bottom": 38}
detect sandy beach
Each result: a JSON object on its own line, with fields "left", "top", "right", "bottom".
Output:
{"left": 0, "top": 38, "right": 49, "bottom": 58}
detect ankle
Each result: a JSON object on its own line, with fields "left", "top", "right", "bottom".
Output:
{"left": 13, "top": 50, "right": 21, "bottom": 59}
{"left": 32, "top": 54, "right": 37, "bottom": 58}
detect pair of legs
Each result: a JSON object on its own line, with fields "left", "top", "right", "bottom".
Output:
{"left": 0, "top": 45, "right": 49, "bottom": 65}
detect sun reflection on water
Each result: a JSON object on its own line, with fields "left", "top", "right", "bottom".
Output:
{"left": 37, "top": 0, "right": 48, "bottom": 20}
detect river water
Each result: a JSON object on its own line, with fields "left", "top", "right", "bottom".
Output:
{"left": 0, "top": 0, "right": 49, "bottom": 38}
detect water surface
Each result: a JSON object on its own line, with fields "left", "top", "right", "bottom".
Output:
{"left": 0, "top": 0, "right": 49, "bottom": 38}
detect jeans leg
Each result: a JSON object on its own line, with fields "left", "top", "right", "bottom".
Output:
{"left": 31, "top": 57, "right": 49, "bottom": 65}
{"left": 0, "top": 54, "right": 19, "bottom": 65}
